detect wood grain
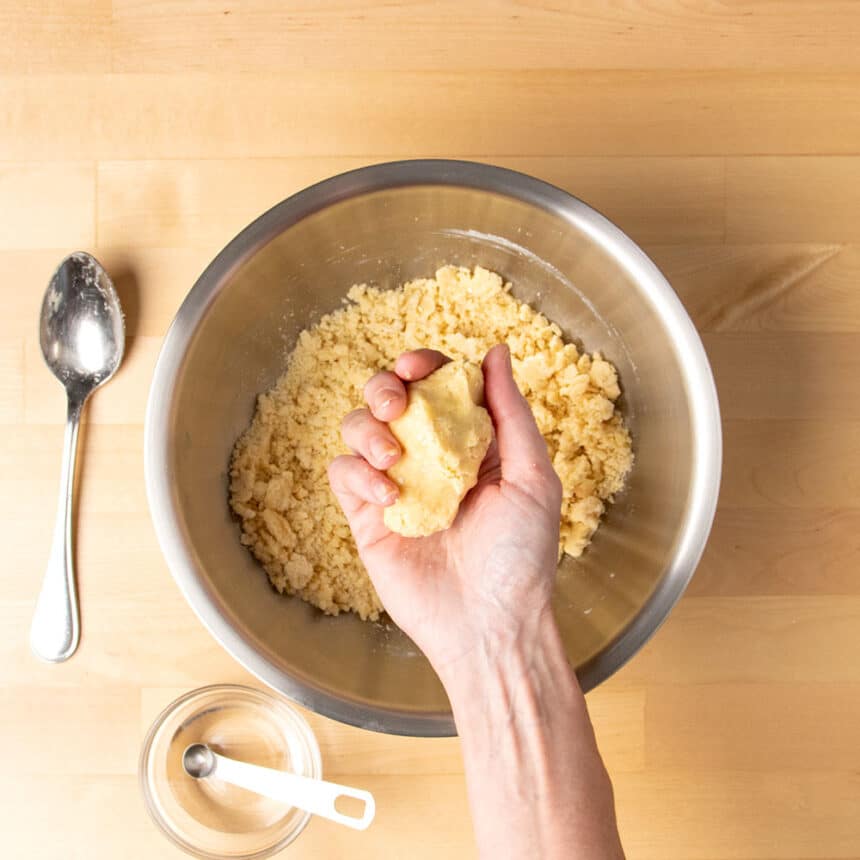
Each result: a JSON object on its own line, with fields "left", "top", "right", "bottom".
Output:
{"left": 2, "top": 3, "right": 859, "bottom": 859}
{"left": 0, "top": 247, "right": 213, "bottom": 337}
{"left": 614, "top": 771, "right": 860, "bottom": 860}
{"left": 0, "top": 0, "right": 111, "bottom": 74}
{"left": 645, "top": 683, "right": 860, "bottom": 771}
{"left": 726, "top": 158, "right": 860, "bottom": 243}
{"left": 720, "top": 420, "right": 860, "bottom": 508}
{"left": 23, "top": 335, "right": 160, "bottom": 424}
{"left": 0, "top": 339, "right": 23, "bottom": 423}
{"left": 703, "top": 333, "right": 860, "bottom": 420}
{"left": 626, "top": 597, "right": 860, "bottom": 685}
{"left": 96, "top": 156, "right": 726, "bottom": 248}
{"left": 2, "top": 72, "right": 859, "bottom": 161}
{"left": 690, "top": 507, "right": 860, "bottom": 596}
{"left": 110, "top": 1, "right": 860, "bottom": 73}
{"left": 0, "top": 162, "right": 94, "bottom": 249}
{"left": 648, "top": 244, "right": 860, "bottom": 332}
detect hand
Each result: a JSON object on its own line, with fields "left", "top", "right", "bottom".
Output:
{"left": 328, "top": 345, "right": 563, "bottom": 679}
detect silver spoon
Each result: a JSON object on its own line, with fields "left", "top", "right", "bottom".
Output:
{"left": 30, "top": 253, "right": 124, "bottom": 662}
{"left": 183, "top": 743, "right": 375, "bottom": 831}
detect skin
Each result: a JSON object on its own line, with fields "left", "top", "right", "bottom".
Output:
{"left": 329, "top": 344, "right": 626, "bottom": 860}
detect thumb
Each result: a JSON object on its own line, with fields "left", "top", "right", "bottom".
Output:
{"left": 482, "top": 344, "right": 558, "bottom": 492}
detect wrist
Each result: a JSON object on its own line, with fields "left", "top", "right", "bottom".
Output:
{"left": 437, "top": 605, "right": 581, "bottom": 714}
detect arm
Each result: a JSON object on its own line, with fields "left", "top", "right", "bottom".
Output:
{"left": 442, "top": 614, "right": 624, "bottom": 860}
{"left": 329, "top": 345, "right": 625, "bottom": 859}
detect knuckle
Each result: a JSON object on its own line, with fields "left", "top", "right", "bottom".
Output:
{"left": 326, "top": 459, "right": 344, "bottom": 489}
{"left": 328, "top": 454, "right": 349, "bottom": 478}
{"left": 331, "top": 453, "right": 358, "bottom": 472}
{"left": 341, "top": 408, "right": 367, "bottom": 433}
{"left": 364, "top": 370, "right": 394, "bottom": 397}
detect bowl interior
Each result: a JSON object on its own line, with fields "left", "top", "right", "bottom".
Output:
{"left": 152, "top": 177, "right": 707, "bottom": 734}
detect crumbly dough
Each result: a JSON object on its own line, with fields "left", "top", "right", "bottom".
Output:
{"left": 230, "top": 265, "right": 633, "bottom": 621}
{"left": 384, "top": 360, "right": 493, "bottom": 538}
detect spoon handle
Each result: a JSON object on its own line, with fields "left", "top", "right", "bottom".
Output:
{"left": 30, "top": 394, "right": 83, "bottom": 662}
{"left": 210, "top": 750, "right": 375, "bottom": 831}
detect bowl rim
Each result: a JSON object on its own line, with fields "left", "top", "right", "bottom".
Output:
{"left": 144, "top": 158, "right": 722, "bottom": 737}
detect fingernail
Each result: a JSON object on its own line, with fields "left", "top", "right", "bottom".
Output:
{"left": 374, "top": 480, "right": 398, "bottom": 504}
{"left": 375, "top": 388, "right": 400, "bottom": 413}
{"left": 370, "top": 437, "right": 399, "bottom": 467}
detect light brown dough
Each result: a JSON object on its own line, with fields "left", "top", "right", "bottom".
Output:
{"left": 229, "top": 266, "right": 633, "bottom": 621}
{"left": 383, "top": 361, "right": 493, "bottom": 538}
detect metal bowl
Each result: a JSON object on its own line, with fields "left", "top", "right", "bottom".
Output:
{"left": 145, "top": 160, "right": 721, "bottom": 736}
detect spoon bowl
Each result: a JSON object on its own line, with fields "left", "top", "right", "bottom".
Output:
{"left": 39, "top": 252, "right": 124, "bottom": 395}
{"left": 182, "top": 743, "right": 216, "bottom": 779}
{"left": 30, "top": 252, "right": 125, "bottom": 662}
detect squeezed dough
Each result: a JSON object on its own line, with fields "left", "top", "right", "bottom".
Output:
{"left": 384, "top": 360, "right": 493, "bottom": 538}
{"left": 230, "top": 265, "right": 633, "bottom": 621}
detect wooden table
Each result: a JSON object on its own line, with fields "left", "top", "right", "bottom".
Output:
{"left": 2, "top": 3, "right": 859, "bottom": 858}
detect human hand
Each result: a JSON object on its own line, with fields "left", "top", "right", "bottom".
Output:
{"left": 328, "top": 345, "right": 563, "bottom": 679}
{"left": 331, "top": 346, "right": 625, "bottom": 860}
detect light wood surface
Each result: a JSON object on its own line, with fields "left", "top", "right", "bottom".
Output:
{"left": 2, "top": 3, "right": 859, "bottom": 858}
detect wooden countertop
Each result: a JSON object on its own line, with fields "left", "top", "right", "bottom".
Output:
{"left": 2, "top": 3, "right": 859, "bottom": 858}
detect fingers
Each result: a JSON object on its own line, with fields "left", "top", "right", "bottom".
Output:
{"left": 328, "top": 455, "right": 399, "bottom": 515}
{"left": 342, "top": 408, "right": 401, "bottom": 469}
{"left": 364, "top": 370, "right": 407, "bottom": 422}
{"left": 331, "top": 349, "right": 454, "bottom": 549}
{"left": 482, "top": 344, "right": 561, "bottom": 501}
{"left": 362, "top": 350, "right": 450, "bottom": 422}
{"left": 394, "top": 349, "right": 449, "bottom": 381}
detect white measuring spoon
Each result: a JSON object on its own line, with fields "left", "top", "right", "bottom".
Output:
{"left": 182, "top": 743, "right": 375, "bottom": 831}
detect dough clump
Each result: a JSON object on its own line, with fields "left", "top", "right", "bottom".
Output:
{"left": 384, "top": 360, "right": 493, "bottom": 537}
{"left": 230, "top": 265, "right": 633, "bottom": 621}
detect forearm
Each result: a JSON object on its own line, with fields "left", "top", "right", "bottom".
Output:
{"left": 440, "top": 612, "right": 625, "bottom": 860}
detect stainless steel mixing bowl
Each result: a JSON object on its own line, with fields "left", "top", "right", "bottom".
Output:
{"left": 145, "top": 160, "right": 721, "bottom": 736}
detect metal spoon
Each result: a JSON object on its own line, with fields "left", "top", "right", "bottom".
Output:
{"left": 182, "top": 743, "right": 375, "bottom": 831}
{"left": 30, "top": 253, "right": 125, "bottom": 662}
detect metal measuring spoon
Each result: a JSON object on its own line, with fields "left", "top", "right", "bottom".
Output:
{"left": 30, "top": 253, "right": 125, "bottom": 662}
{"left": 183, "top": 743, "right": 376, "bottom": 831}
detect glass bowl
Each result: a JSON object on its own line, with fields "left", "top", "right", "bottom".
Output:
{"left": 140, "top": 684, "right": 321, "bottom": 858}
